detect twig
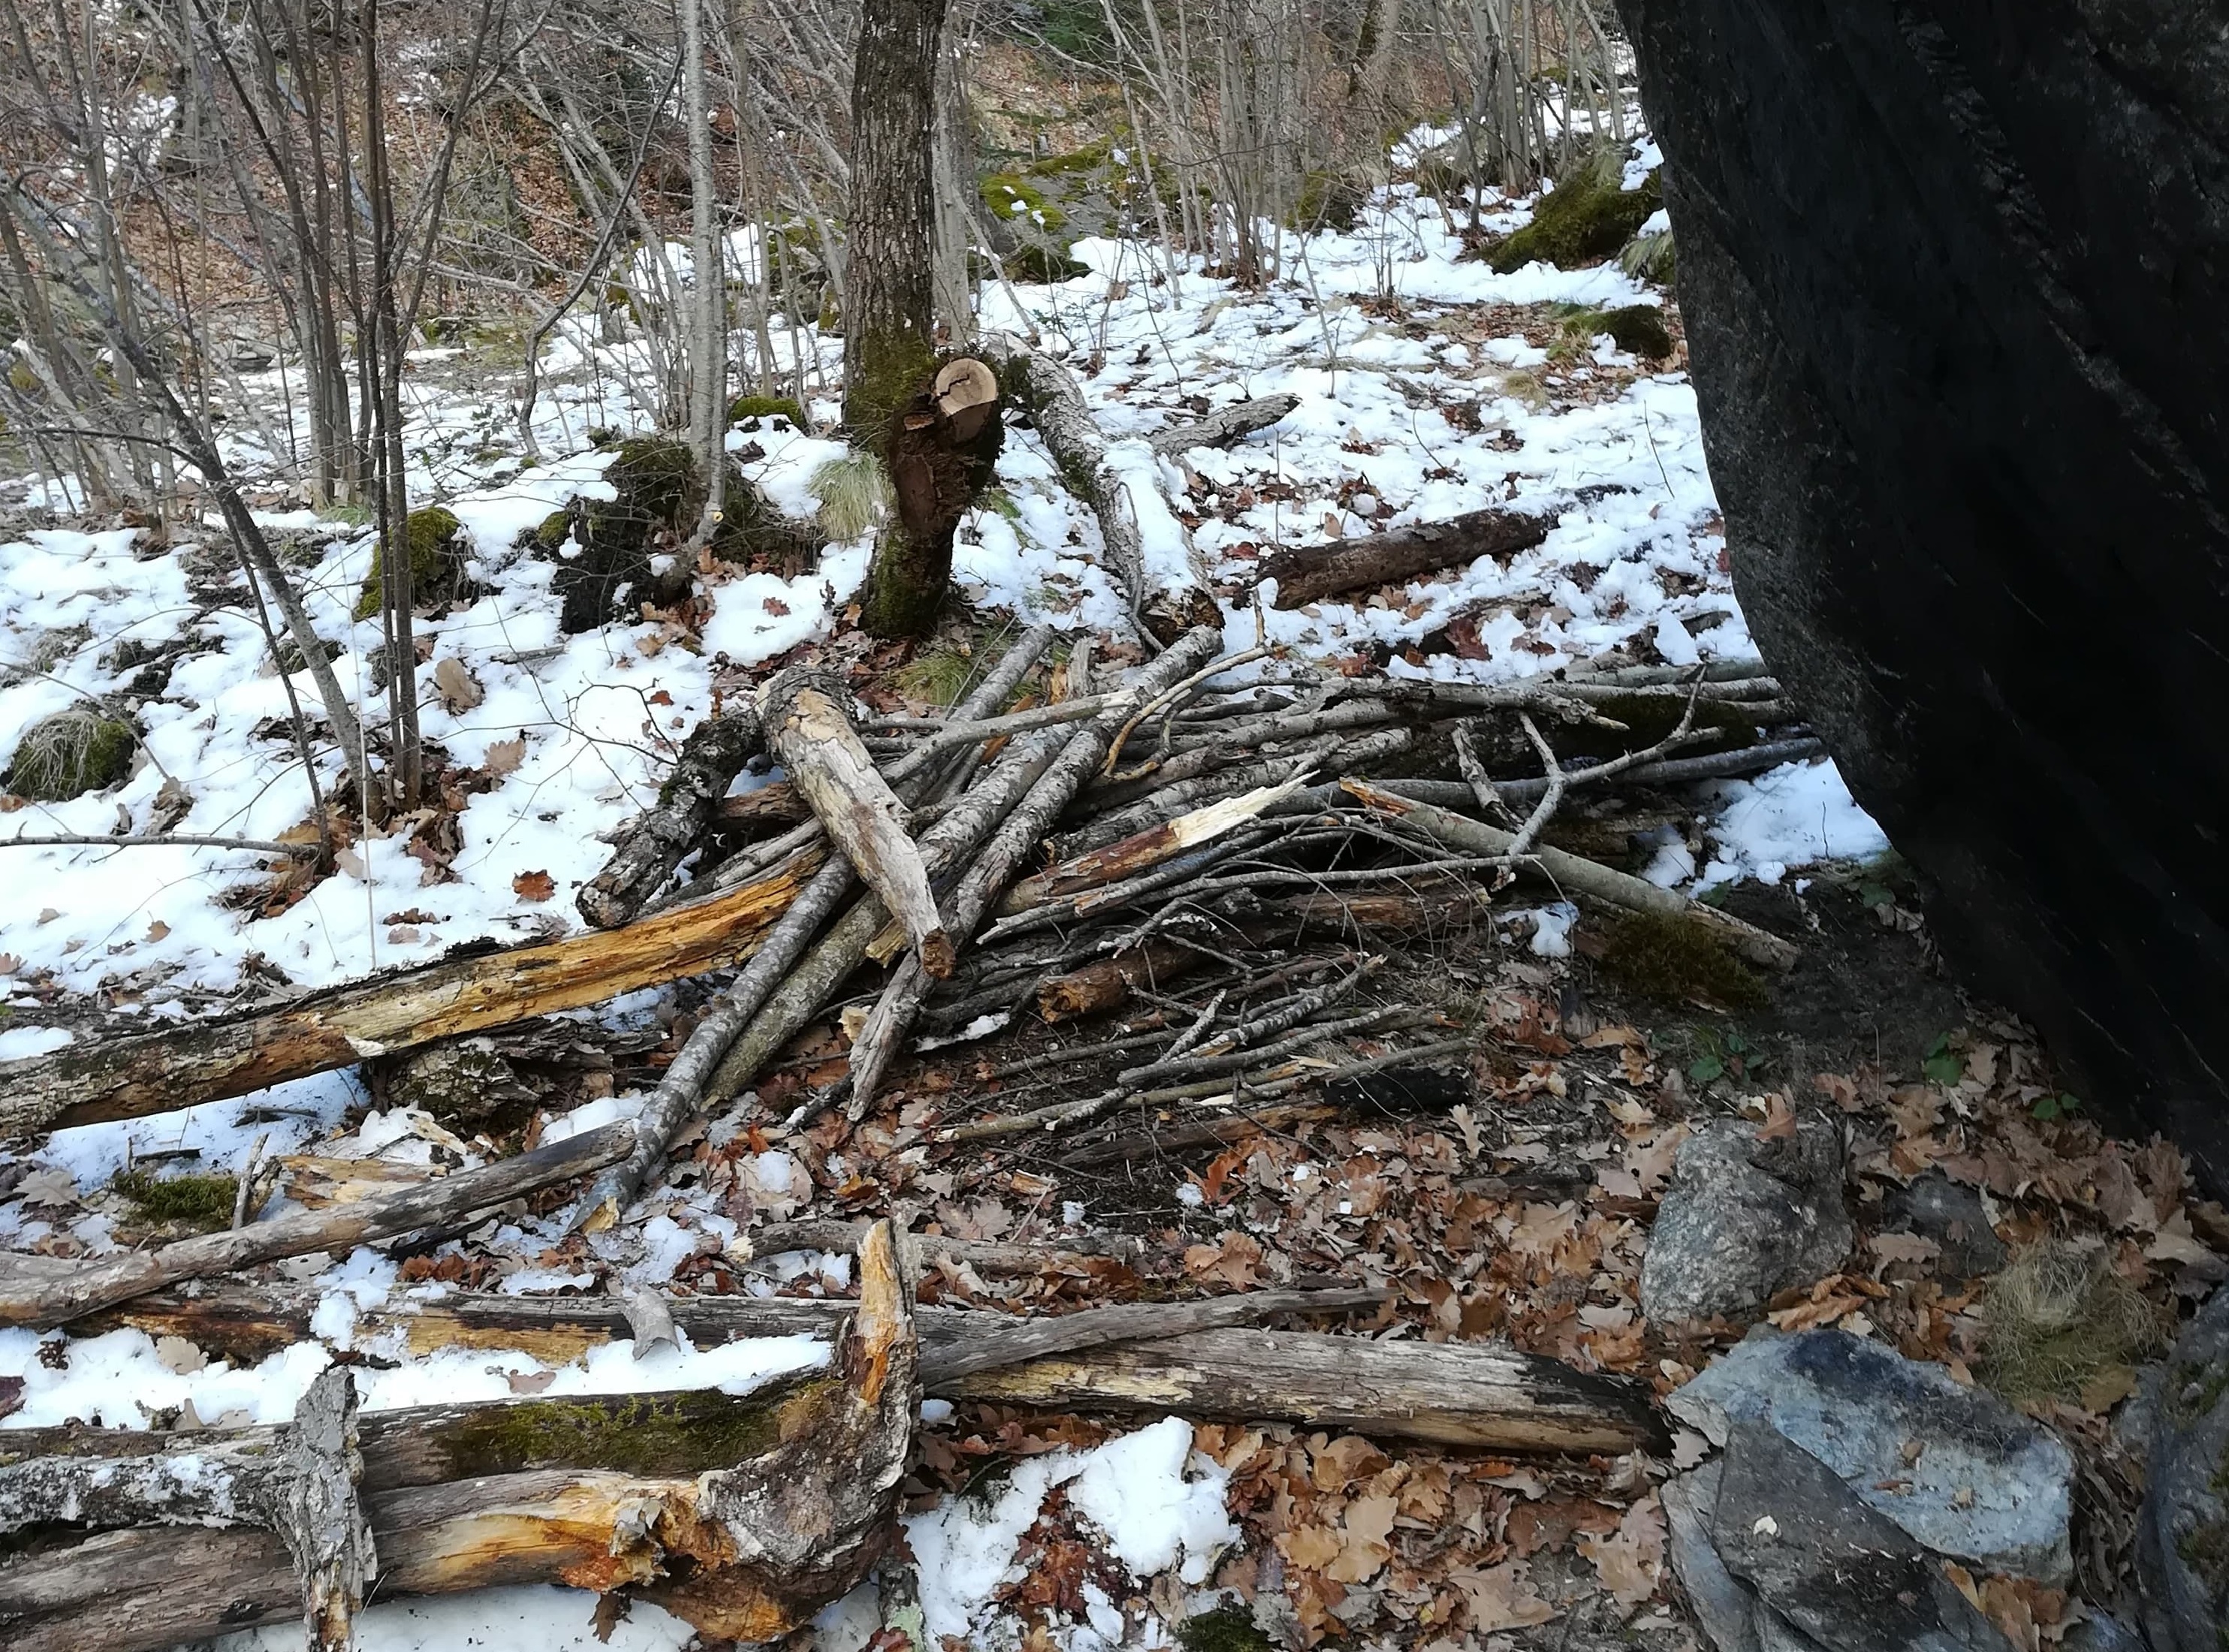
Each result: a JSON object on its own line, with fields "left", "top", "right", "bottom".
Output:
{"left": 0, "top": 832, "right": 321, "bottom": 858}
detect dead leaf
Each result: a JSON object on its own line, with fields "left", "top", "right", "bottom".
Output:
{"left": 512, "top": 869, "right": 557, "bottom": 903}
{"left": 1326, "top": 1491, "right": 1398, "bottom": 1583}
{"left": 15, "top": 1167, "right": 80, "bottom": 1208}
{"left": 1753, "top": 1093, "right": 1797, "bottom": 1141}
{"left": 2145, "top": 1207, "right": 2214, "bottom": 1265}
{"left": 1454, "top": 1561, "right": 1558, "bottom": 1630}
{"left": 146, "top": 919, "right": 170, "bottom": 942}
{"left": 153, "top": 1335, "right": 207, "bottom": 1375}
{"left": 1277, "top": 1524, "right": 1344, "bottom": 1571}
{"left": 481, "top": 737, "right": 526, "bottom": 778}
{"left": 1311, "top": 1434, "right": 1390, "bottom": 1492}
{"left": 1577, "top": 1495, "right": 1665, "bottom": 1608}
{"left": 1868, "top": 1231, "right": 1943, "bottom": 1268}
{"left": 431, "top": 656, "right": 484, "bottom": 713}
{"left": 1183, "top": 1230, "right": 1264, "bottom": 1289}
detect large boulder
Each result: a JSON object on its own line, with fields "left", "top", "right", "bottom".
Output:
{"left": 1615, "top": 0, "right": 2229, "bottom": 1190}
{"left": 2139, "top": 1286, "right": 2229, "bottom": 1652}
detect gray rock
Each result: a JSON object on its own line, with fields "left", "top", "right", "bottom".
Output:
{"left": 1712, "top": 1421, "right": 2011, "bottom": 1652}
{"left": 1640, "top": 1111, "right": 1852, "bottom": 1322}
{"left": 2137, "top": 1286, "right": 2229, "bottom": 1652}
{"left": 1751, "top": 1604, "right": 1833, "bottom": 1652}
{"left": 1880, "top": 1171, "right": 2007, "bottom": 1280}
{"left": 1669, "top": 1328, "right": 2073, "bottom": 1582}
{"left": 1664, "top": 1461, "right": 1762, "bottom": 1652}
{"left": 2060, "top": 1613, "right": 2147, "bottom": 1652}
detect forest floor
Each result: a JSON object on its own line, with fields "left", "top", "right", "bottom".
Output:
{"left": 0, "top": 132, "right": 2219, "bottom": 1652}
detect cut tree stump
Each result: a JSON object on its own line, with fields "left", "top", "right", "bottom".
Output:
{"left": 1257, "top": 505, "right": 1555, "bottom": 608}
{"left": 0, "top": 852, "right": 820, "bottom": 1139}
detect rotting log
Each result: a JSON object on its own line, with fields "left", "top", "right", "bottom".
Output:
{"left": 0, "top": 852, "right": 820, "bottom": 1140}
{"left": 576, "top": 707, "right": 766, "bottom": 929}
{"left": 1257, "top": 505, "right": 1555, "bottom": 609}
{"left": 946, "top": 1325, "right": 1668, "bottom": 1454}
{"left": 759, "top": 665, "right": 953, "bottom": 976}
{"left": 0, "top": 1223, "right": 917, "bottom": 1652}
{"left": 0, "top": 1121, "right": 640, "bottom": 1329}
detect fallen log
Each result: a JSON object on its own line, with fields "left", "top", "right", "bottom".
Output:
{"left": 1258, "top": 505, "right": 1555, "bottom": 609}
{"left": 0, "top": 852, "right": 820, "bottom": 1140}
{"left": 947, "top": 1325, "right": 1667, "bottom": 1454}
{"left": 759, "top": 665, "right": 953, "bottom": 977}
{"left": 998, "top": 776, "right": 1306, "bottom": 915}
{"left": 0, "top": 1222, "right": 916, "bottom": 1652}
{"left": 0, "top": 1120, "right": 639, "bottom": 1328}
{"left": 576, "top": 707, "right": 766, "bottom": 928}
{"left": 92, "top": 1280, "right": 1384, "bottom": 1379}
{"left": 1146, "top": 393, "right": 1300, "bottom": 456}
{"left": 1340, "top": 780, "right": 1799, "bottom": 969}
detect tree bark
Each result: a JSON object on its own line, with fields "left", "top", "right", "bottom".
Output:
{"left": 841, "top": 0, "right": 949, "bottom": 433}
{"left": 1146, "top": 393, "right": 1300, "bottom": 456}
{"left": 577, "top": 707, "right": 766, "bottom": 929}
{"left": 860, "top": 359, "right": 1004, "bottom": 636}
{"left": 1258, "top": 505, "right": 1555, "bottom": 608}
{"left": 0, "top": 852, "right": 819, "bottom": 1138}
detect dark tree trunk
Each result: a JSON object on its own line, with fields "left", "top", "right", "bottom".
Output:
{"left": 860, "top": 360, "right": 1003, "bottom": 635}
{"left": 842, "top": 0, "right": 949, "bottom": 434}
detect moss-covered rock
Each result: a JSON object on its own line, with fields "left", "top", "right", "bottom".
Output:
{"left": 1291, "top": 167, "right": 1369, "bottom": 232}
{"left": 4, "top": 707, "right": 136, "bottom": 799}
{"left": 981, "top": 173, "right": 1069, "bottom": 234}
{"left": 354, "top": 505, "right": 465, "bottom": 621}
{"left": 1621, "top": 225, "right": 1677, "bottom": 284}
{"left": 728, "top": 393, "right": 807, "bottom": 427}
{"left": 1595, "top": 908, "right": 1768, "bottom": 1011}
{"left": 997, "top": 244, "right": 1091, "bottom": 284}
{"left": 1177, "top": 1604, "right": 1275, "bottom": 1652}
{"left": 1558, "top": 303, "right": 1675, "bottom": 360}
{"left": 1489, "top": 152, "right": 1663, "bottom": 273}
{"left": 550, "top": 439, "right": 825, "bottom": 630}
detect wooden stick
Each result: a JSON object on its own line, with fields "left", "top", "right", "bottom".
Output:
{"left": 1340, "top": 780, "right": 1799, "bottom": 969}
{"left": 270, "top": 1366, "right": 376, "bottom": 1652}
{"left": 1145, "top": 392, "right": 1300, "bottom": 456}
{"left": 999, "top": 776, "right": 1307, "bottom": 915}
{"left": 0, "top": 1120, "right": 638, "bottom": 1328}
{"left": 576, "top": 707, "right": 765, "bottom": 928}
{"left": 759, "top": 666, "right": 953, "bottom": 977}
{"left": 0, "top": 852, "right": 819, "bottom": 1140}
{"left": 1257, "top": 505, "right": 1553, "bottom": 608}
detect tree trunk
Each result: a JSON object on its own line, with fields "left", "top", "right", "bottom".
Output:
{"left": 841, "top": 0, "right": 949, "bottom": 433}
{"left": 859, "top": 358, "right": 1003, "bottom": 636}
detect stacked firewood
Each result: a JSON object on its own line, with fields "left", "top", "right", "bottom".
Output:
{"left": 0, "top": 623, "right": 1808, "bottom": 1650}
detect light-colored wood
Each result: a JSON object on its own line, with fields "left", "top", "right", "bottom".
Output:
{"left": 0, "top": 1122, "right": 638, "bottom": 1328}
{"left": 1145, "top": 393, "right": 1299, "bottom": 456}
{"left": 1000, "top": 776, "right": 1306, "bottom": 915}
{"left": 0, "top": 851, "right": 820, "bottom": 1138}
{"left": 268, "top": 1366, "right": 376, "bottom": 1652}
{"left": 760, "top": 667, "right": 954, "bottom": 977}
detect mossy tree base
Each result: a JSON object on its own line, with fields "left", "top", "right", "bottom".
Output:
{"left": 354, "top": 505, "right": 465, "bottom": 621}
{"left": 858, "top": 357, "right": 1005, "bottom": 639}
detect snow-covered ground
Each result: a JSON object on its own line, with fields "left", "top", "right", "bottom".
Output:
{"left": 0, "top": 130, "right": 1890, "bottom": 1650}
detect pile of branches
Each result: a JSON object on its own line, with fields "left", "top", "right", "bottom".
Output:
{"left": 0, "top": 620, "right": 1811, "bottom": 1648}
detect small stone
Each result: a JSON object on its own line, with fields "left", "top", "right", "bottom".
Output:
{"left": 1669, "top": 1328, "right": 2073, "bottom": 1582}
{"left": 1640, "top": 1111, "right": 1852, "bottom": 1321}
{"left": 1879, "top": 1170, "right": 2007, "bottom": 1279}
{"left": 1712, "top": 1421, "right": 2012, "bottom": 1652}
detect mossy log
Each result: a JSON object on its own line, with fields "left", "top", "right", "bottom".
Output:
{"left": 0, "top": 1225, "right": 916, "bottom": 1652}
{"left": 0, "top": 850, "right": 821, "bottom": 1139}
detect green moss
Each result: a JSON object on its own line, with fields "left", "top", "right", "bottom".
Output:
{"left": 354, "top": 505, "right": 463, "bottom": 621}
{"left": 1178, "top": 1604, "right": 1275, "bottom": 1652}
{"left": 1025, "top": 139, "right": 1114, "bottom": 177}
{"left": 436, "top": 1382, "right": 828, "bottom": 1480}
{"left": 1596, "top": 909, "right": 1769, "bottom": 1011}
{"left": 1292, "top": 168, "right": 1366, "bottom": 232}
{"left": 840, "top": 330, "right": 939, "bottom": 439}
{"left": 728, "top": 393, "right": 807, "bottom": 427}
{"left": 1558, "top": 304, "right": 1673, "bottom": 361}
{"left": 4, "top": 708, "right": 136, "bottom": 800}
{"left": 1000, "top": 244, "right": 1091, "bottom": 284}
{"left": 110, "top": 1168, "right": 237, "bottom": 1231}
{"left": 527, "top": 508, "right": 572, "bottom": 550}
{"left": 1489, "top": 152, "right": 1663, "bottom": 273}
{"left": 981, "top": 173, "right": 1069, "bottom": 234}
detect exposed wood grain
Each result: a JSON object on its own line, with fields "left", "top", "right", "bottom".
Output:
{"left": 0, "top": 852, "right": 819, "bottom": 1139}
